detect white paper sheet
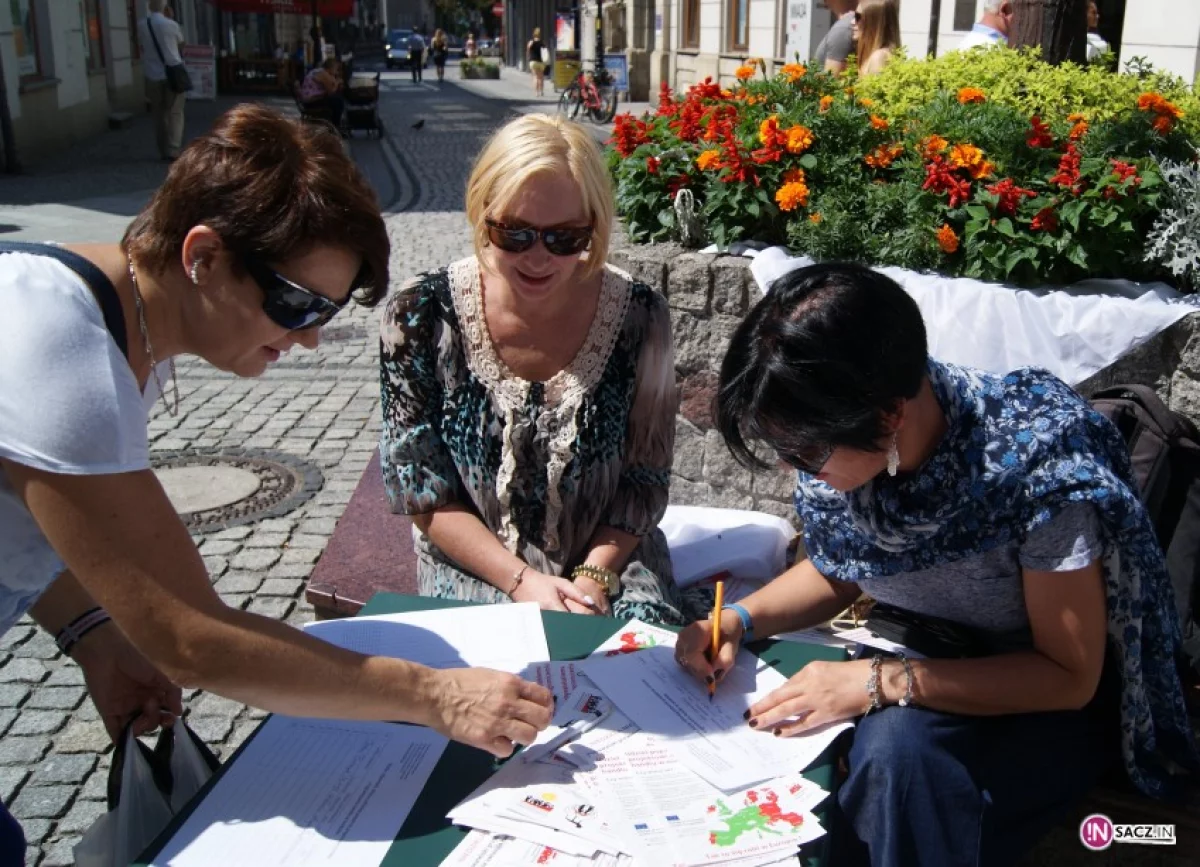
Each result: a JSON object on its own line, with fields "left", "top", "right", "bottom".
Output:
{"left": 303, "top": 603, "right": 550, "bottom": 674}
{"left": 831, "top": 626, "right": 924, "bottom": 658}
{"left": 440, "top": 830, "right": 626, "bottom": 867}
{"left": 574, "top": 736, "right": 825, "bottom": 867}
{"left": 152, "top": 717, "right": 447, "bottom": 867}
{"left": 582, "top": 645, "right": 851, "bottom": 791}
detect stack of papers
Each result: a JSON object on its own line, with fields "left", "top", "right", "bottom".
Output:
{"left": 443, "top": 621, "right": 851, "bottom": 867}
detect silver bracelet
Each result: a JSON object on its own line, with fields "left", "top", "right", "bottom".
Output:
{"left": 508, "top": 564, "right": 529, "bottom": 597}
{"left": 865, "top": 654, "right": 884, "bottom": 713}
{"left": 897, "top": 652, "right": 916, "bottom": 707}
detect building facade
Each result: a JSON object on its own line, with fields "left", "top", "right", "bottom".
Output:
{"left": 649, "top": 0, "right": 1199, "bottom": 98}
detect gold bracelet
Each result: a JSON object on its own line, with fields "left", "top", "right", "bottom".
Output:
{"left": 508, "top": 564, "right": 529, "bottom": 597}
{"left": 570, "top": 564, "right": 620, "bottom": 596}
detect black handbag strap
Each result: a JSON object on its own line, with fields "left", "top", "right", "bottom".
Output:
{"left": 0, "top": 241, "right": 128, "bottom": 357}
{"left": 146, "top": 14, "right": 168, "bottom": 66}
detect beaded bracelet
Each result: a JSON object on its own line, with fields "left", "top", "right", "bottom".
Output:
{"left": 896, "top": 652, "right": 916, "bottom": 707}
{"left": 54, "top": 607, "right": 112, "bottom": 657}
{"left": 865, "top": 654, "right": 884, "bottom": 714}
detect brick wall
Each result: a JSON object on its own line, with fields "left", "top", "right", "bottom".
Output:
{"left": 608, "top": 242, "right": 1200, "bottom": 526}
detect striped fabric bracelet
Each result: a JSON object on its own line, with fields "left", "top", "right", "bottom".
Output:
{"left": 54, "top": 607, "right": 112, "bottom": 657}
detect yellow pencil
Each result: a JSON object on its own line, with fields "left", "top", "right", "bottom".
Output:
{"left": 709, "top": 579, "right": 724, "bottom": 701}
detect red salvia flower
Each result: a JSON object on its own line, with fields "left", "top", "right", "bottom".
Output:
{"left": 985, "top": 178, "right": 1037, "bottom": 217}
{"left": 1049, "top": 143, "right": 1084, "bottom": 192}
{"left": 656, "top": 80, "right": 678, "bottom": 117}
{"left": 1031, "top": 207, "right": 1059, "bottom": 232}
{"left": 1026, "top": 116, "right": 1055, "bottom": 148}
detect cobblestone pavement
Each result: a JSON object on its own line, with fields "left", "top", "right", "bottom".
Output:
{"left": 0, "top": 63, "right": 560, "bottom": 866}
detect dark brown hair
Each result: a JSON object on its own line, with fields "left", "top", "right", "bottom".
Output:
{"left": 123, "top": 104, "right": 389, "bottom": 306}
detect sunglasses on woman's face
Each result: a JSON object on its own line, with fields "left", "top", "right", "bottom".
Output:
{"left": 244, "top": 256, "right": 355, "bottom": 331}
{"left": 779, "top": 443, "right": 835, "bottom": 476}
{"left": 853, "top": 11, "right": 862, "bottom": 22}
{"left": 485, "top": 218, "right": 594, "bottom": 256}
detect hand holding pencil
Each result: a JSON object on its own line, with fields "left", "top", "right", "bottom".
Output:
{"left": 673, "top": 579, "right": 744, "bottom": 694}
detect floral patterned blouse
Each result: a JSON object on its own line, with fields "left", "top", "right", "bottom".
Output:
{"left": 379, "top": 257, "right": 678, "bottom": 591}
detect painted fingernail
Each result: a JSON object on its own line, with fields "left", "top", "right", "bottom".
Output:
{"left": 713, "top": 669, "right": 725, "bottom": 681}
{"left": 773, "top": 728, "right": 783, "bottom": 737}
{"left": 742, "top": 709, "right": 751, "bottom": 720}
{"left": 748, "top": 718, "right": 758, "bottom": 728}
{"left": 704, "top": 675, "right": 714, "bottom": 685}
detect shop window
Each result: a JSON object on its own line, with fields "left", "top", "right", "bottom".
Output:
{"left": 11, "top": 0, "right": 42, "bottom": 79}
{"left": 682, "top": 0, "right": 699, "bottom": 49}
{"left": 83, "top": 0, "right": 105, "bottom": 71}
{"left": 953, "top": 0, "right": 978, "bottom": 31}
{"left": 727, "top": 0, "right": 748, "bottom": 52}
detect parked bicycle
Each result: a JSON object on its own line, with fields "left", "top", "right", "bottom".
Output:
{"left": 556, "top": 63, "right": 618, "bottom": 124}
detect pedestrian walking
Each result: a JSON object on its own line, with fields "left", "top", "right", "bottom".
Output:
{"left": 465, "top": 32, "right": 477, "bottom": 59}
{"left": 0, "top": 104, "right": 554, "bottom": 859}
{"left": 527, "top": 28, "right": 547, "bottom": 96}
{"left": 408, "top": 29, "right": 427, "bottom": 83}
{"left": 137, "top": 0, "right": 186, "bottom": 162}
{"left": 431, "top": 29, "right": 450, "bottom": 83}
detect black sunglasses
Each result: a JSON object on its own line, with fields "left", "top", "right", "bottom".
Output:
{"left": 244, "top": 256, "right": 355, "bottom": 331}
{"left": 779, "top": 443, "right": 835, "bottom": 476}
{"left": 485, "top": 218, "right": 594, "bottom": 256}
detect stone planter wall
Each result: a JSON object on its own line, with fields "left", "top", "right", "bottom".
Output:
{"left": 608, "top": 242, "right": 1200, "bottom": 526}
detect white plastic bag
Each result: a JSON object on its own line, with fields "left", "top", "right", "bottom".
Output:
{"left": 74, "top": 724, "right": 217, "bottom": 867}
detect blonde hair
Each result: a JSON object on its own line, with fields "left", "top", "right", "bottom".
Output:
{"left": 532, "top": 27, "right": 542, "bottom": 39}
{"left": 856, "top": 0, "right": 900, "bottom": 72}
{"left": 466, "top": 114, "right": 613, "bottom": 280}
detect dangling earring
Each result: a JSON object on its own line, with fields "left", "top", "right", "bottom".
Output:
{"left": 886, "top": 432, "right": 900, "bottom": 477}
{"left": 189, "top": 261, "right": 201, "bottom": 285}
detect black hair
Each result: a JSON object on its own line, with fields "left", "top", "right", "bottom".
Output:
{"left": 716, "top": 262, "right": 928, "bottom": 470}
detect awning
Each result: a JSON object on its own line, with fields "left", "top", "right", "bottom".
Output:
{"left": 212, "top": 0, "right": 354, "bottom": 17}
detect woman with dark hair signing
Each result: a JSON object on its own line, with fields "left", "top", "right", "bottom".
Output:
{"left": 0, "top": 105, "right": 552, "bottom": 860}
{"left": 675, "top": 262, "right": 1197, "bottom": 866}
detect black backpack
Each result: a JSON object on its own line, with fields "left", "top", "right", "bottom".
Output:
{"left": 1090, "top": 385, "right": 1200, "bottom": 673}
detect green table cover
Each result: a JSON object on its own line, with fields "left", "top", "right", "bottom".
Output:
{"left": 139, "top": 594, "right": 849, "bottom": 866}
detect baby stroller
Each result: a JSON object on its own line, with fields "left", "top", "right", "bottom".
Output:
{"left": 344, "top": 71, "right": 384, "bottom": 138}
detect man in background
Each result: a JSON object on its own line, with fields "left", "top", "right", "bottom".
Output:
{"left": 137, "top": 0, "right": 186, "bottom": 162}
{"left": 957, "top": 0, "right": 1013, "bottom": 50}
{"left": 408, "top": 29, "right": 427, "bottom": 83}
{"left": 813, "top": 0, "right": 857, "bottom": 73}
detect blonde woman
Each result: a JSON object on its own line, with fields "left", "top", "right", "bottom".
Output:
{"left": 380, "top": 115, "right": 708, "bottom": 626}
{"left": 527, "top": 27, "right": 547, "bottom": 96}
{"left": 431, "top": 28, "right": 449, "bottom": 82}
{"left": 853, "top": 0, "right": 900, "bottom": 77}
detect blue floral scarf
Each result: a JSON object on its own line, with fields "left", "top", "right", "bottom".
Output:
{"left": 794, "top": 358, "right": 1199, "bottom": 797}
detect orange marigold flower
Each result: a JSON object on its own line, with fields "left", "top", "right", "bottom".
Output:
{"left": 696, "top": 149, "right": 722, "bottom": 170}
{"left": 949, "top": 143, "right": 985, "bottom": 170}
{"left": 784, "top": 125, "right": 814, "bottom": 154}
{"left": 865, "top": 143, "right": 905, "bottom": 170}
{"left": 870, "top": 115, "right": 890, "bottom": 131}
{"left": 735, "top": 64, "right": 756, "bottom": 80}
{"left": 782, "top": 168, "right": 806, "bottom": 184}
{"left": 920, "top": 135, "right": 949, "bottom": 158}
{"left": 1067, "top": 112, "right": 1087, "bottom": 122}
{"left": 1069, "top": 119, "right": 1089, "bottom": 141}
{"left": 968, "top": 160, "right": 995, "bottom": 180}
{"left": 809, "top": 213, "right": 823, "bottom": 224}
{"left": 858, "top": 98, "right": 874, "bottom": 108}
{"left": 721, "top": 89, "right": 735, "bottom": 99}
{"left": 1138, "top": 92, "right": 1183, "bottom": 119}
{"left": 759, "top": 115, "right": 781, "bottom": 146}
{"left": 957, "top": 87, "right": 986, "bottom": 104}
{"left": 775, "top": 181, "right": 810, "bottom": 211}
{"left": 819, "top": 95, "right": 834, "bottom": 113}
{"left": 1151, "top": 114, "right": 1176, "bottom": 135}
{"left": 936, "top": 224, "right": 959, "bottom": 254}
{"left": 781, "top": 63, "right": 807, "bottom": 82}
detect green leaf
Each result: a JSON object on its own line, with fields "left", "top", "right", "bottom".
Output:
{"left": 747, "top": 200, "right": 762, "bottom": 218}
{"left": 995, "top": 218, "right": 1017, "bottom": 238}
{"left": 966, "top": 204, "right": 990, "bottom": 221}
{"left": 1066, "top": 244, "right": 1089, "bottom": 269}
{"left": 799, "top": 154, "right": 819, "bottom": 169}
{"left": 658, "top": 208, "right": 675, "bottom": 228}
{"left": 1061, "top": 200, "right": 1087, "bottom": 232}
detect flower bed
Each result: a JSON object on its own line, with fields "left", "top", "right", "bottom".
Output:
{"left": 607, "top": 50, "right": 1200, "bottom": 289}
{"left": 460, "top": 59, "right": 501, "bottom": 79}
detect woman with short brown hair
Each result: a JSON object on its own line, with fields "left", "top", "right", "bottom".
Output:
{"left": 0, "top": 104, "right": 552, "bottom": 857}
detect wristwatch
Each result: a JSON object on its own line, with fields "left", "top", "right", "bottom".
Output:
{"left": 571, "top": 564, "right": 621, "bottom": 597}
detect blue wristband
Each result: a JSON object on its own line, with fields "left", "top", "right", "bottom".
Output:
{"left": 722, "top": 603, "right": 754, "bottom": 642}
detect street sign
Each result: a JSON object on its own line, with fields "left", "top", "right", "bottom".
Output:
{"left": 492, "top": 2, "right": 504, "bottom": 15}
